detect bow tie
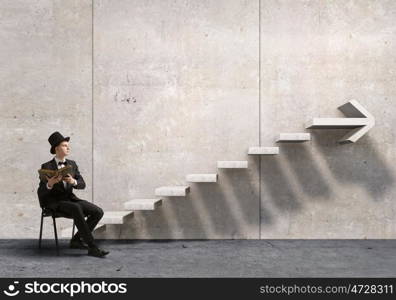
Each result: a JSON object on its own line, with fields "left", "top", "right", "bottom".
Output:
{"left": 58, "top": 161, "right": 67, "bottom": 165}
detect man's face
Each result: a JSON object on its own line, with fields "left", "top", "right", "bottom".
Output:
{"left": 56, "top": 141, "right": 70, "bottom": 157}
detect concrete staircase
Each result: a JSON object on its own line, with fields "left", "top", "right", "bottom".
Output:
{"left": 186, "top": 174, "right": 218, "bottom": 182}
{"left": 124, "top": 198, "right": 162, "bottom": 210}
{"left": 276, "top": 133, "right": 311, "bottom": 143}
{"left": 61, "top": 100, "right": 374, "bottom": 239}
{"left": 305, "top": 99, "right": 375, "bottom": 144}
{"left": 248, "top": 147, "right": 279, "bottom": 155}
{"left": 102, "top": 211, "right": 134, "bottom": 224}
{"left": 155, "top": 186, "right": 190, "bottom": 196}
{"left": 217, "top": 161, "right": 248, "bottom": 168}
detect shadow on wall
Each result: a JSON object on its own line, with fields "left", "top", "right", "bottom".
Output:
{"left": 107, "top": 166, "right": 261, "bottom": 239}
{"left": 99, "top": 129, "right": 393, "bottom": 239}
{"left": 153, "top": 165, "right": 261, "bottom": 239}
{"left": 281, "top": 144, "right": 332, "bottom": 200}
{"left": 101, "top": 168, "right": 259, "bottom": 240}
{"left": 312, "top": 130, "right": 394, "bottom": 200}
{"left": 254, "top": 155, "right": 302, "bottom": 213}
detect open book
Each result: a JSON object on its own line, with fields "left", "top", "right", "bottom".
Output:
{"left": 38, "top": 165, "right": 74, "bottom": 182}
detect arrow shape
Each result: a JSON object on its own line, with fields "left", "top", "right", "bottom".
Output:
{"left": 306, "top": 100, "right": 375, "bottom": 144}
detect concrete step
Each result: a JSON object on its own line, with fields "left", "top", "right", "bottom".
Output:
{"left": 217, "top": 161, "right": 248, "bottom": 168}
{"left": 306, "top": 118, "right": 369, "bottom": 129}
{"left": 248, "top": 146, "right": 279, "bottom": 155}
{"left": 276, "top": 133, "right": 311, "bottom": 143}
{"left": 102, "top": 211, "right": 134, "bottom": 224}
{"left": 124, "top": 198, "right": 162, "bottom": 210}
{"left": 155, "top": 186, "right": 190, "bottom": 196}
{"left": 186, "top": 174, "right": 218, "bottom": 182}
{"left": 61, "top": 223, "right": 106, "bottom": 238}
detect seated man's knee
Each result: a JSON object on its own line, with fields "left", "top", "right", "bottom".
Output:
{"left": 96, "top": 207, "right": 104, "bottom": 218}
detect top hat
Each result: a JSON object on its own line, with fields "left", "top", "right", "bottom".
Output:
{"left": 48, "top": 131, "right": 70, "bottom": 154}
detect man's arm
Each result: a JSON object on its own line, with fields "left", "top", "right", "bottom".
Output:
{"left": 72, "top": 161, "right": 86, "bottom": 189}
{"left": 37, "top": 164, "right": 54, "bottom": 199}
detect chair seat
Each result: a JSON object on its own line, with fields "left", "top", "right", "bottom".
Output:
{"left": 42, "top": 207, "right": 73, "bottom": 219}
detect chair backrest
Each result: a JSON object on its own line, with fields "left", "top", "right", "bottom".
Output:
{"left": 37, "top": 194, "right": 46, "bottom": 210}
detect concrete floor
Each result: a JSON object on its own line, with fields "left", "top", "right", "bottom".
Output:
{"left": 0, "top": 239, "right": 395, "bottom": 277}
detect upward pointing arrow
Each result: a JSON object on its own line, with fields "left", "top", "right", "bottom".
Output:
{"left": 306, "top": 100, "right": 375, "bottom": 144}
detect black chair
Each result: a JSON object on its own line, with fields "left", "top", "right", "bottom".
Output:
{"left": 38, "top": 207, "right": 76, "bottom": 254}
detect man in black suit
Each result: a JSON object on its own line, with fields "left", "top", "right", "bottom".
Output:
{"left": 37, "top": 131, "right": 109, "bottom": 258}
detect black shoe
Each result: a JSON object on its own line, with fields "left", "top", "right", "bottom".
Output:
{"left": 87, "top": 246, "right": 109, "bottom": 258}
{"left": 100, "top": 248, "right": 110, "bottom": 256}
{"left": 69, "top": 239, "right": 88, "bottom": 249}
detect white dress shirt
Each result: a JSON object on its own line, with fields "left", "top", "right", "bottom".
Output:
{"left": 46, "top": 156, "right": 77, "bottom": 190}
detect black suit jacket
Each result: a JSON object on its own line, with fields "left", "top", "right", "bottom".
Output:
{"left": 37, "top": 158, "right": 86, "bottom": 209}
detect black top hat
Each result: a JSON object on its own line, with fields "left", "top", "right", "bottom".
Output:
{"left": 48, "top": 131, "right": 70, "bottom": 154}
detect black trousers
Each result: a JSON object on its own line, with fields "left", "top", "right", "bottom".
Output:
{"left": 51, "top": 199, "right": 104, "bottom": 246}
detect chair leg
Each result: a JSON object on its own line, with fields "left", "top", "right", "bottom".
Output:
{"left": 52, "top": 216, "right": 59, "bottom": 255}
{"left": 38, "top": 212, "right": 44, "bottom": 249}
{"left": 71, "top": 219, "right": 75, "bottom": 238}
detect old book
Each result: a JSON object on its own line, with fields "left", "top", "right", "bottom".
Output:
{"left": 38, "top": 165, "right": 74, "bottom": 182}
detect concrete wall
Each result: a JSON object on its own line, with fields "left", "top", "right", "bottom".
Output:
{"left": 0, "top": 0, "right": 92, "bottom": 238}
{"left": 94, "top": 0, "right": 260, "bottom": 239}
{"left": 259, "top": 0, "right": 396, "bottom": 238}
{"left": 1, "top": 0, "right": 395, "bottom": 239}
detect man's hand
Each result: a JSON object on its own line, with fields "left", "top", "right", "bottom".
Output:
{"left": 63, "top": 173, "right": 75, "bottom": 184}
{"left": 46, "top": 174, "right": 63, "bottom": 188}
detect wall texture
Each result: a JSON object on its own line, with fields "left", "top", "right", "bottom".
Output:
{"left": 259, "top": 0, "right": 396, "bottom": 238}
{"left": 0, "top": 0, "right": 92, "bottom": 238}
{"left": 1, "top": 0, "right": 395, "bottom": 239}
{"left": 94, "top": 0, "right": 260, "bottom": 239}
